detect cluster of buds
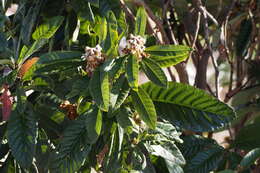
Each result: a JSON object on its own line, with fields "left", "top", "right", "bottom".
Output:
{"left": 59, "top": 100, "right": 78, "bottom": 120}
{"left": 81, "top": 45, "right": 105, "bottom": 76}
{"left": 121, "top": 34, "right": 148, "bottom": 60}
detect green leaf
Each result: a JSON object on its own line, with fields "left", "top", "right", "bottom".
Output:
{"left": 37, "top": 51, "right": 82, "bottom": 64}
{"left": 7, "top": 103, "right": 37, "bottom": 168}
{"left": 96, "top": 17, "right": 107, "bottom": 46}
{"left": 116, "top": 107, "right": 133, "bottom": 128}
{"left": 149, "top": 53, "right": 189, "bottom": 67}
{"left": 141, "top": 58, "right": 167, "bottom": 87}
{"left": 126, "top": 55, "right": 139, "bottom": 91}
{"left": 89, "top": 66, "right": 110, "bottom": 111}
{"left": 131, "top": 88, "right": 157, "bottom": 129}
{"left": 145, "top": 45, "right": 191, "bottom": 53}
{"left": 185, "top": 146, "right": 224, "bottom": 173}
{"left": 51, "top": 115, "right": 91, "bottom": 173}
{"left": 18, "top": 39, "right": 48, "bottom": 65}
{"left": 104, "top": 11, "right": 118, "bottom": 57}
{"left": 142, "top": 82, "right": 236, "bottom": 132}
{"left": 85, "top": 105, "right": 102, "bottom": 144}
{"left": 232, "top": 122, "right": 260, "bottom": 150}
{"left": 240, "top": 148, "right": 260, "bottom": 170}
{"left": 178, "top": 135, "right": 218, "bottom": 161}
{"left": 146, "top": 142, "right": 185, "bottom": 165}
{"left": 134, "top": 7, "right": 147, "bottom": 36}
{"left": 145, "top": 45, "right": 191, "bottom": 67}
{"left": 32, "top": 16, "right": 64, "bottom": 40}
{"left": 110, "top": 74, "right": 130, "bottom": 111}
{"left": 165, "top": 160, "right": 184, "bottom": 173}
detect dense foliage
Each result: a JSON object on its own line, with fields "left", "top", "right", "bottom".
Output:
{"left": 0, "top": 0, "right": 260, "bottom": 173}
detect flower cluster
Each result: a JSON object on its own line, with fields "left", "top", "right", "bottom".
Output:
{"left": 81, "top": 45, "right": 104, "bottom": 76}
{"left": 121, "top": 34, "right": 147, "bottom": 60}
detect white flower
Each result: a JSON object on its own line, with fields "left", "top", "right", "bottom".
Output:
{"left": 119, "top": 34, "right": 147, "bottom": 60}
{"left": 81, "top": 45, "right": 105, "bottom": 76}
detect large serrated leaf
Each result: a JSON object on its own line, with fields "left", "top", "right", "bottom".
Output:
{"left": 32, "top": 16, "right": 64, "bottom": 40}
{"left": 134, "top": 7, "right": 147, "bottom": 36}
{"left": 141, "top": 82, "right": 236, "bottom": 132}
{"left": 131, "top": 88, "right": 157, "bottom": 129}
{"left": 178, "top": 135, "right": 219, "bottom": 162}
{"left": 185, "top": 146, "right": 224, "bottom": 173}
{"left": 7, "top": 103, "right": 37, "bottom": 169}
{"left": 141, "top": 58, "right": 167, "bottom": 88}
{"left": 37, "top": 51, "right": 82, "bottom": 64}
{"left": 89, "top": 66, "right": 110, "bottom": 112}
{"left": 144, "top": 45, "right": 191, "bottom": 67}
{"left": 126, "top": 55, "right": 139, "bottom": 91}
{"left": 51, "top": 115, "right": 91, "bottom": 173}
{"left": 145, "top": 45, "right": 191, "bottom": 53}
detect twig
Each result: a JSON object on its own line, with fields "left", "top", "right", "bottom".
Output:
{"left": 197, "top": 6, "right": 219, "bottom": 26}
{"left": 192, "top": 12, "right": 201, "bottom": 49}
{"left": 119, "top": 0, "right": 135, "bottom": 22}
{"left": 194, "top": 0, "right": 219, "bottom": 98}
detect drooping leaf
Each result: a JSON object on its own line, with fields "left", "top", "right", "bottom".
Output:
{"left": 142, "top": 82, "right": 236, "bottom": 132}
{"left": 141, "top": 58, "right": 167, "bottom": 88}
{"left": 89, "top": 66, "right": 110, "bottom": 111}
{"left": 32, "top": 16, "right": 64, "bottom": 40}
{"left": 134, "top": 7, "right": 147, "bottom": 36}
{"left": 131, "top": 87, "right": 157, "bottom": 129}
{"left": 240, "top": 148, "right": 260, "bottom": 170}
{"left": 85, "top": 105, "right": 102, "bottom": 144}
{"left": 7, "top": 102, "right": 37, "bottom": 168}
{"left": 126, "top": 55, "right": 139, "bottom": 91}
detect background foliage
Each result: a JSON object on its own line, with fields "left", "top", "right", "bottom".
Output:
{"left": 0, "top": 0, "right": 260, "bottom": 173}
